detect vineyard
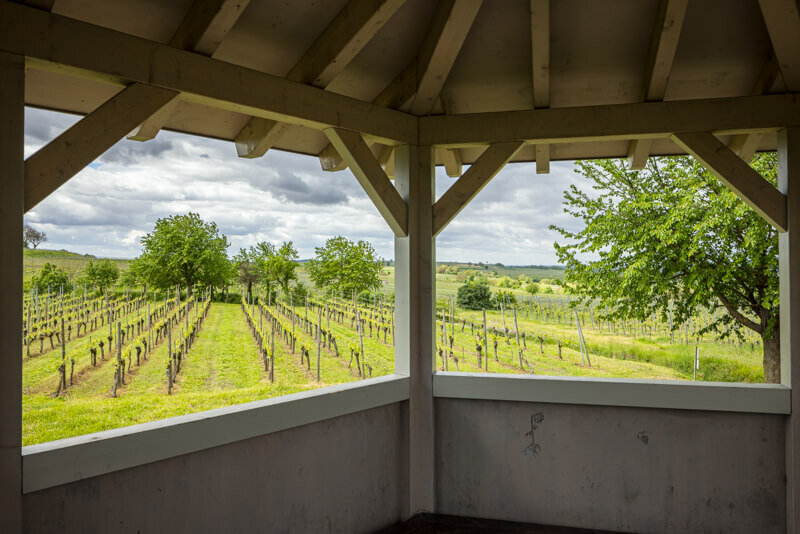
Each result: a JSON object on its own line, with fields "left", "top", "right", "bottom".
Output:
{"left": 21, "top": 255, "right": 764, "bottom": 445}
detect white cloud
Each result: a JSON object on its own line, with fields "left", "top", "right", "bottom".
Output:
{"left": 24, "top": 107, "right": 591, "bottom": 264}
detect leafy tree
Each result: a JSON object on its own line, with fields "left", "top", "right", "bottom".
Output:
{"left": 256, "top": 241, "right": 299, "bottom": 294}
{"left": 30, "top": 263, "right": 69, "bottom": 293}
{"left": 23, "top": 224, "right": 47, "bottom": 249}
{"left": 494, "top": 289, "right": 518, "bottom": 307}
{"left": 525, "top": 282, "right": 540, "bottom": 295}
{"left": 307, "top": 236, "right": 382, "bottom": 297}
{"left": 132, "top": 213, "right": 231, "bottom": 296}
{"left": 551, "top": 154, "right": 779, "bottom": 382}
{"left": 233, "top": 248, "right": 261, "bottom": 300}
{"left": 84, "top": 259, "right": 119, "bottom": 289}
{"left": 456, "top": 278, "right": 492, "bottom": 310}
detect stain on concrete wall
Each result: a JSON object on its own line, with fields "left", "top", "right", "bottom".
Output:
{"left": 435, "top": 398, "right": 785, "bottom": 534}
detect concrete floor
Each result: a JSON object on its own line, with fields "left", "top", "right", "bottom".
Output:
{"left": 377, "top": 514, "right": 616, "bottom": 533}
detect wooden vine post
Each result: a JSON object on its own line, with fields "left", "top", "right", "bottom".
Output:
{"left": 316, "top": 308, "right": 322, "bottom": 382}
{"left": 482, "top": 309, "right": 490, "bottom": 361}
{"left": 513, "top": 306, "right": 522, "bottom": 368}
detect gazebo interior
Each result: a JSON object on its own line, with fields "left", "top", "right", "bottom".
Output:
{"left": 2, "top": 0, "right": 800, "bottom": 532}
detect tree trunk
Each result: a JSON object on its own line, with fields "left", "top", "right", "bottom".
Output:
{"left": 763, "top": 330, "right": 780, "bottom": 384}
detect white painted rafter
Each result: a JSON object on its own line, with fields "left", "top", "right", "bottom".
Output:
{"left": 530, "top": 0, "right": 550, "bottom": 174}
{"left": 759, "top": 0, "right": 800, "bottom": 91}
{"left": 627, "top": 0, "right": 688, "bottom": 169}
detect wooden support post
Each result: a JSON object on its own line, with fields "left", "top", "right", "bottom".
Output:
{"left": 0, "top": 51, "right": 23, "bottom": 534}
{"left": 779, "top": 127, "right": 800, "bottom": 533}
{"left": 394, "top": 144, "right": 435, "bottom": 515}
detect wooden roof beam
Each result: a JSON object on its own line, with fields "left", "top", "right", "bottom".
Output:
{"left": 237, "top": 0, "right": 406, "bottom": 158}
{"left": 410, "top": 0, "right": 482, "bottom": 116}
{"left": 627, "top": 0, "right": 688, "bottom": 170}
{"left": 759, "top": 0, "right": 800, "bottom": 91}
{"left": 672, "top": 132, "right": 787, "bottom": 232}
{"left": 0, "top": 2, "right": 416, "bottom": 144}
{"left": 127, "top": 0, "right": 251, "bottom": 142}
{"left": 324, "top": 128, "right": 408, "bottom": 236}
{"left": 432, "top": 141, "right": 524, "bottom": 236}
{"left": 25, "top": 83, "right": 179, "bottom": 212}
{"left": 530, "top": 0, "right": 550, "bottom": 174}
{"left": 419, "top": 94, "right": 800, "bottom": 147}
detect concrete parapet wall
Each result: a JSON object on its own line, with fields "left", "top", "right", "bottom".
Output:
{"left": 435, "top": 398, "right": 785, "bottom": 533}
{"left": 23, "top": 402, "right": 408, "bottom": 533}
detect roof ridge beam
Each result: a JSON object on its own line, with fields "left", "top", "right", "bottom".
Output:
{"left": 672, "top": 131, "right": 787, "bottom": 232}
{"left": 25, "top": 83, "right": 179, "bottom": 212}
{"left": 237, "top": 0, "right": 406, "bottom": 158}
{"left": 324, "top": 128, "right": 408, "bottom": 236}
{"left": 432, "top": 141, "right": 524, "bottom": 236}
{"left": 627, "top": 0, "right": 688, "bottom": 169}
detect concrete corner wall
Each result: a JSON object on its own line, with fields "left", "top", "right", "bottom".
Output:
{"left": 435, "top": 398, "right": 785, "bottom": 533}
{"left": 23, "top": 402, "right": 408, "bottom": 533}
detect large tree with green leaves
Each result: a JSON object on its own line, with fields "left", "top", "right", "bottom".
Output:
{"left": 234, "top": 241, "right": 298, "bottom": 297}
{"left": 83, "top": 258, "right": 119, "bottom": 289}
{"left": 306, "top": 236, "right": 383, "bottom": 297}
{"left": 133, "top": 212, "right": 231, "bottom": 296}
{"left": 551, "top": 154, "right": 779, "bottom": 382}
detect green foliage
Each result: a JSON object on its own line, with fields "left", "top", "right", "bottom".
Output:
{"left": 30, "top": 262, "right": 69, "bottom": 292}
{"left": 132, "top": 213, "right": 231, "bottom": 294}
{"left": 456, "top": 279, "right": 492, "bottom": 310}
{"left": 306, "top": 236, "right": 383, "bottom": 296}
{"left": 494, "top": 289, "right": 518, "bottom": 307}
{"left": 290, "top": 281, "right": 308, "bottom": 303}
{"left": 551, "top": 154, "right": 780, "bottom": 381}
{"left": 84, "top": 258, "right": 119, "bottom": 288}
{"left": 525, "top": 282, "right": 540, "bottom": 295}
{"left": 497, "top": 276, "right": 520, "bottom": 288}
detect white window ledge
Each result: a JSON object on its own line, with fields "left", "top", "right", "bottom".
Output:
{"left": 22, "top": 374, "right": 409, "bottom": 494}
{"left": 433, "top": 372, "right": 790, "bottom": 415}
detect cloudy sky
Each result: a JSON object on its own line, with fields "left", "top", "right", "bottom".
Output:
{"left": 24, "top": 107, "right": 591, "bottom": 265}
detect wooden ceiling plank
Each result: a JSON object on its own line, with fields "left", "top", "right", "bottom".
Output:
{"left": 410, "top": 0, "right": 483, "bottom": 116}
{"left": 419, "top": 94, "right": 800, "bottom": 147}
{"left": 530, "top": 0, "right": 550, "bottom": 173}
{"left": 129, "top": 0, "right": 250, "bottom": 142}
{"left": 239, "top": 0, "right": 406, "bottom": 158}
{"left": 324, "top": 128, "right": 408, "bottom": 236}
{"left": 729, "top": 55, "right": 781, "bottom": 161}
{"left": 25, "top": 83, "right": 178, "bottom": 212}
{"left": 626, "top": 0, "right": 688, "bottom": 169}
{"left": 759, "top": 0, "right": 800, "bottom": 91}
{"left": 432, "top": 141, "right": 524, "bottom": 236}
{"left": 672, "top": 132, "right": 787, "bottom": 232}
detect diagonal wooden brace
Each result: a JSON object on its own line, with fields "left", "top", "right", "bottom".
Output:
{"left": 432, "top": 141, "right": 524, "bottom": 236}
{"left": 324, "top": 128, "right": 408, "bottom": 236}
{"left": 672, "top": 131, "right": 787, "bottom": 232}
{"left": 25, "top": 83, "right": 178, "bottom": 212}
